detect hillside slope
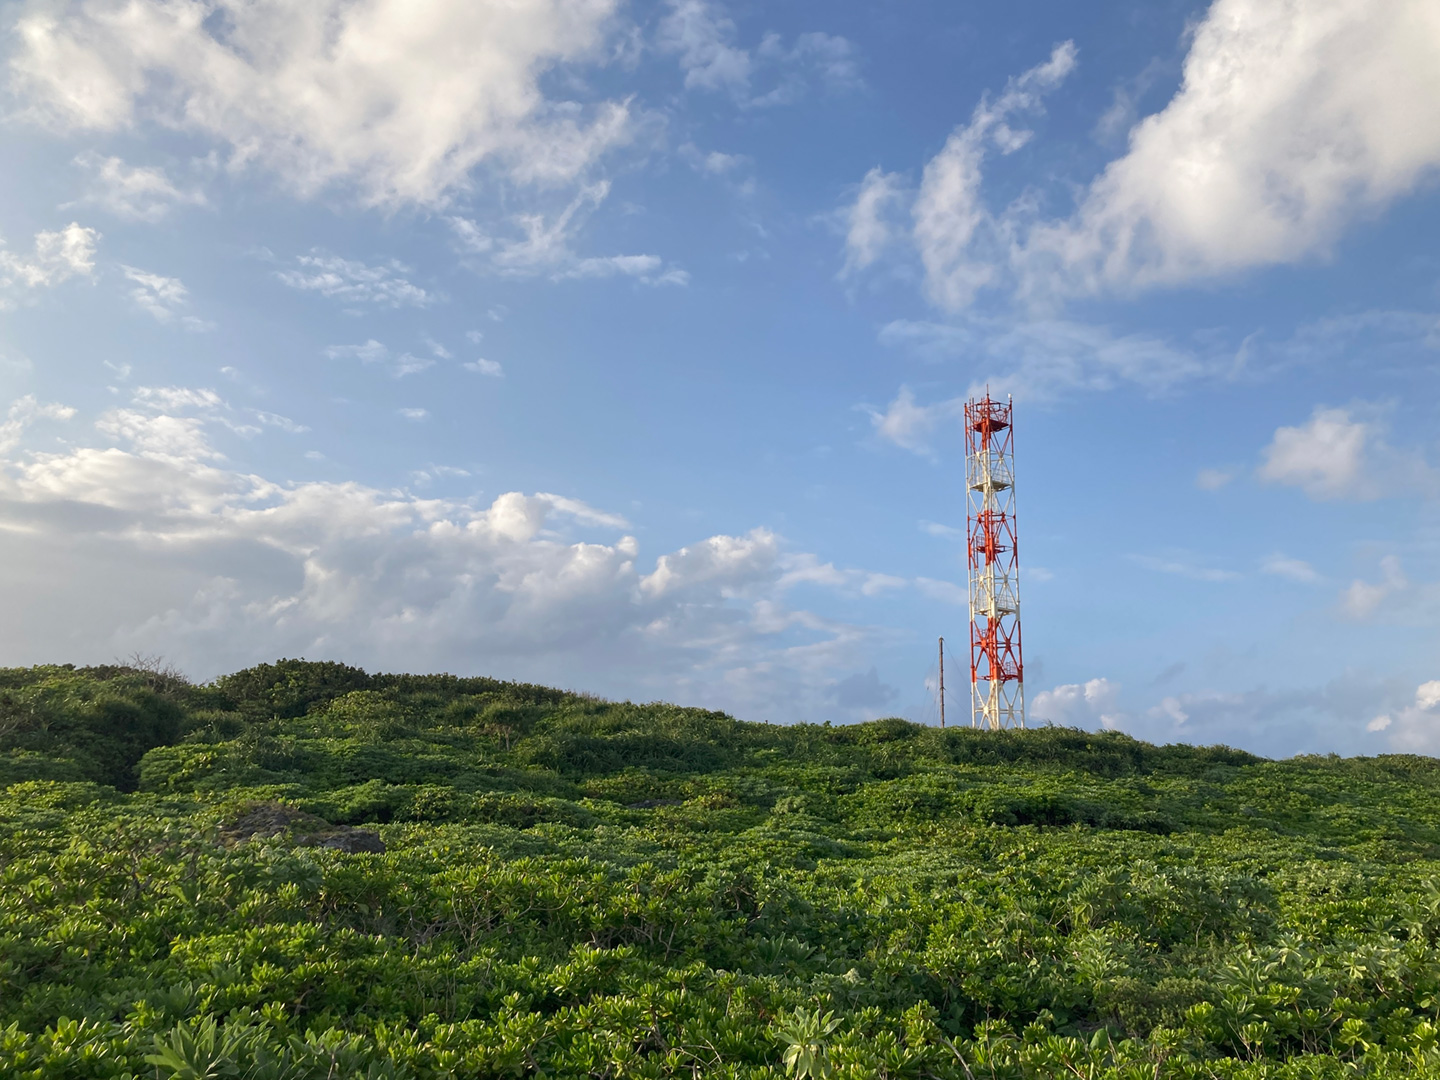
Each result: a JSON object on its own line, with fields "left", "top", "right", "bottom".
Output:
{"left": 4, "top": 660, "right": 1440, "bottom": 1078}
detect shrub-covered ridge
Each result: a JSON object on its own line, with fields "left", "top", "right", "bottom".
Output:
{"left": 4, "top": 659, "right": 1440, "bottom": 1077}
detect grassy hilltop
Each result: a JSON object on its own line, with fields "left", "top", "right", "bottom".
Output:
{"left": 5, "top": 661, "right": 1440, "bottom": 1078}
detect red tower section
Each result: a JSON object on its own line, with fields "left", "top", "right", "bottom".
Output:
{"left": 965, "top": 394, "right": 1025, "bottom": 729}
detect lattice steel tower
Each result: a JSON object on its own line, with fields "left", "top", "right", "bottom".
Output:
{"left": 965, "top": 393, "right": 1025, "bottom": 730}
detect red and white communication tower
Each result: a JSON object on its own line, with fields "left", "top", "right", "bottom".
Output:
{"left": 965, "top": 393, "right": 1025, "bottom": 730}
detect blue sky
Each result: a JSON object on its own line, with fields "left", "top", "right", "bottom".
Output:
{"left": 1, "top": 0, "right": 1438, "bottom": 756}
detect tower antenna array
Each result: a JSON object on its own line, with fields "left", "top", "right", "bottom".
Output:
{"left": 965, "top": 393, "right": 1025, "bottom": 730}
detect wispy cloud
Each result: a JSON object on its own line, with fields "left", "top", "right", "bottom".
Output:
{"left": 121, "top": 266, "right": 214, "bottom": 331}
{"left": 72, "top": 153, "right": 206, "bottom": 222}
{"left": 325, "top": 340, "right": 434, "bottom": 378}
{"left": 449, "top": 182, "right": 687, "bottom": 287}
{"left": 277, "top": 252, "right": 438, "bottom": 308}
{"left": 1260, "top": 554, "right": 1323, "bottom": 584}
{"left": 1130, "top": 553, "right": 1241, "bottom": 583}
{"left": 658, "top": 0, "right": 861, "bottom": 107}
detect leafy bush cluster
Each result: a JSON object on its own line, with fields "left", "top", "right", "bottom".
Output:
{"left": 5, "top": 659, "right": 1440, "bottom": 1077}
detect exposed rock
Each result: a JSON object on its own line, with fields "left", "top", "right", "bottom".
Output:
{"left": 308, "top": 828, "right": 385, "bottom": 853}
{"left": 219, "top": 802, "right": 386, "bottom": 854}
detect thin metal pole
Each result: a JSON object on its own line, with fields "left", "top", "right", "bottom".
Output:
{"left": 938, "top": 636, "right": 945, "bottom": 728}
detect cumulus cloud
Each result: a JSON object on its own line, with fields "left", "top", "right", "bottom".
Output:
{"left": 1257, "top": 406, "right": 1437, "bottom": 500}
{"left": 1367, "top": 680, "right": 1440, "bottom": 751}
{"left": 0, "top": 222, "right": 98, "bottom": 304}
{"left": 1023, "top": 0, "right": 1440, "bottom": 296}
{"left": 277, "top": 253, "right": 438, "bottom": 308}
{"left": 0, "top": 397, "right": 902, "bottom": 722}
{"left": 848, "top": 0, "right": 1440, "bottom": 309}
{"left": 10, "top": 0, "right": 634, "bottom": 206}
{"left": 72, "top": 152, "right": 206, "bottom": 222}
{"left": 1031, "top": 677, "right": 1123, "bottom": 729}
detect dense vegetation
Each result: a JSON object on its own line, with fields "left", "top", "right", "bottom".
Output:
{"left": 5, "top": 660, "right": 1440, "bottom": 1078}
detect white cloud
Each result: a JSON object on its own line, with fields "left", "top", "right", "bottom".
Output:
{"left": 0, "top": 396, "right": 76, "bottom": 454}
{"left": 250, "top": 410, "right": 308, "bottom": 434}
{"left": 96, "top": 409, "right": 219, "bottom": 461}
{"left": 914, "top": 577, "right": 966, "bottom": 606}
{"left": 659, "top": 0, "right": 751, "bottom": 94}
{"left": 1421, "top": 682, "right": 1440, "bottom": 711}
{"left": 454, "top": 182, "right": 687, "bottom": 285}
{"left": 1339, "top": 555, "right": 1408, "bottom": 620}
{"left": 278, "top": 253, "right": 438, "bottom": 308}
{"left": 641, "top": 529, "right": 778, "bottom": 599}
{"left": 120, "top": 265, "right": 213, "bottom": 330}
{"left": 1257, "top": 407, "right": 1368, "bottom": 499}
{"left": 1131, "top": 553, "right": 1241, "bottom": 583}
{"left": 680, "top": 144, "right": 747, "bottom": 176}
{"left": 919, "top": 520, "right": 964, "bottom": 540}
{"left": 865, "top": 386, "right": 965, "bottom": 456}
{"left": 1032, "top": 677, "right": 1124, "bottom": 729}
{"left": 1023, "top": 0, "right": 1440, "bottom": 296}
{"left": 72, "top": 152, "right": 206, "bottom": 222}
{"left": 398, "top": 407, "right": 430, "bottom": 421}
{"left": 0, "top": 406, "right": 897, "bottom": 722}
{"left": 324, "top": 340, "right": 434, "bottom": 378}
{"left": 11, "top": 0, "right": 634, "bottom": 207}
{"left": 1372, "top": 680, "right": 1440, "bottom": 751}
{"left": 79, "top": 385, "right": 306, "bottom": 455}
{"left": 1, "top": 350, "right": 34, "bottom": 376}
{"left": 1195, "top": 468, "right": 1234, "bottom": 491}
{"left": 410, "top": 464, "right": 471, "bottom": 488}
{"left": 657, "top": 0, "right": 860, "bottom": 107}
{"left": 0, "top": 222, "right": 98, "bottom": 304}
{"left": 911, "top": 41, "right": 1077, "bottom": 310}
{"left": 772, "top": 553, "right": 905, "bottom": 597}
{"left": 1100, "top": 677, "right": 1421, "bottom": 756}
{"left": 878, "top": 314, "right": 1209, "bottom": 401}
{"left": 1257, "top": 406, "right": 1437, "bottom": 500}
{"left": 1260, "top": 554, "right": 1322, "bottom": 584}
{"left": 775, "top": 32, "right": 860, "bottom": 90}
{"left": 851, "top": 0, "right": 1440, "bottom": 309}
{"left": 465, "top": 358, "right": 505, "bottom": 377}
{"left": 841, "top": 167, "right": 905, "bottom": 277}
{"left": 131, "top": 386, "right": 224, "bottom": 412}
{"left": 868, "top": 313, "right": 1211, "bottom": 454}
{"left": 1092, "top": 58, "right": 1166, "bottom": 145}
